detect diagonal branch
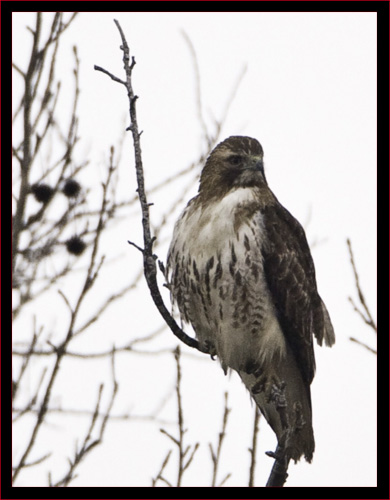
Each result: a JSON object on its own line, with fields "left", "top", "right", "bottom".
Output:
{"left": 347, "top": 238, "right": 377, "bottom": 355}
{"left": 209, "top": 392, "right": 231, "bottom": 487}
{"left": 347, "top": 238, "right": 377, "bottom": 333}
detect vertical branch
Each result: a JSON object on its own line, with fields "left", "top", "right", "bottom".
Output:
{"left": 181, "top": 30, "right": 210, "bottom": 148}
{"left": 157, "top": 347, "right": 199, "bottom": 487}
{"left": 174, "top": 346, "right": 185, "bottom": 487}
{"left": 174, "top": 346, "right": 199, "bottom": 487}
{"left": 13, "top": 14, "right": 42, "bottom": 274}
{"left": 112, "top": 20, "right": 150, "bottom": 249}
{"left": 248, "top": 407, "right": 261, "bottom": 487}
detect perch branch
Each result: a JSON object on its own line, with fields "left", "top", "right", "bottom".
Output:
{"left": 94, "top": 19, "right": 208, "bottom": 354}
{"left": 264, "top": 382, "right": 291, "bottom": 487}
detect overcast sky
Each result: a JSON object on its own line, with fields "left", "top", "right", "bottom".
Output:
{"left": 13, "top": 12, "right": 377, "bottom": 487}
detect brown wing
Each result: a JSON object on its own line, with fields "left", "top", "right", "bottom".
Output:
{"left": 261, "top": 202, "right": 329, "bottom": 384}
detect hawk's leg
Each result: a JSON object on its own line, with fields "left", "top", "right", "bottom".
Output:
{"left": 267, "top": 381, "right": 288, "bottom": 430}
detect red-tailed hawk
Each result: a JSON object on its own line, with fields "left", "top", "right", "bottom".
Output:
{"left": 167, "top": 136, "right": 335, "bottom": 463}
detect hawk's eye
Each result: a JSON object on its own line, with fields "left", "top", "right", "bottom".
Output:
{"left": 228, "top": 155, "right": 242, "bottom": 166}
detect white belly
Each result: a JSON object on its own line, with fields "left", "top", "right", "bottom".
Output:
{"left": 169, "top": 188, "right": 286, "bottom": 372}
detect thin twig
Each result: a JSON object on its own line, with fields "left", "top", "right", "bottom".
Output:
{"left": 151, "top": 450, "right": 172, "bottom": 487}
{"left": 209, "top": 392, "right": 230, "bottom": 487}
{"left": 51, "top": 350, "right": 118, "bottom": 487}
{"left": 181, "top": 31, "right": 210, "bottom": 147}
{"left": 347, "top": 238, "right": 377, "bottom": 333}
{"left": 93, "top": 65, "right": 126, "bottom": 85}
{"left": 349, "top": 336, "right": 377, "bottom": 355}
{"left": 156, "top": 347, "right": 199, "bottom": 487}
{"left": 12, "top": 453, "right": 51, "bottom": 469}
{"left": 248, "top": 407, "right": 261, "bottom": 487}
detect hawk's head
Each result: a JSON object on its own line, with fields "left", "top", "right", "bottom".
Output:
{"left": 199, "top": 136, "right": 266, "bottom": 201}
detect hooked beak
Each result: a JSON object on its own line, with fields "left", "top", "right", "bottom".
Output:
{"left": 244, "top": 157, "right": 265, "bottom": 176}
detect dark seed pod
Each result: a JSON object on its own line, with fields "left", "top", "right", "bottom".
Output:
{"left": 31, "top": 183, "right": 54, "bottom": 203}
{"left": 65, "top": 236, "right": 86, "bottom": 256}
{"left": 62, "top": 179, "right": 81, "bottom": 198}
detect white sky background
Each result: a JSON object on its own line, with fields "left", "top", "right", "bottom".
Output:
{"left": 12, "top": 12, "right": 377, "bottom": 487}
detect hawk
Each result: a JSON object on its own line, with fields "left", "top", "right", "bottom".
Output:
{"left": 167, "top": 136, "right": 335, "bottom": 463}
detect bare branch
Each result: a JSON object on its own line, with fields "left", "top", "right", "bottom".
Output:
{"left": 94, "top": 20, "right": 208, "bottom": 354}
{"left": 347, "top": 238, "right": 377, "bottom": 355}
{"left": 181, "top": 31, "right": 210, "bottom": 147}
{"left": 151, "top": 450, "right": 172, "bottom": 487}
{"left": 347, "top": 238, "right": 377, "bottom": 333}
{"left": 12, "top": 122, "right": 118, "bottom": 483}
{"left": 349, "top": 336, "right": 377, "bottom": 355}
{"left": 209, "top": 392, "right": 230, "bottom": 487}
{"left": 51, "top": 350, "right": 118, "bottom": 487}
{"left": 156, "top": 347, "right": 199, "bottom": 487}
{"left": 94, "top": 65, "right": 126, "bottom": 85}
{"left": 12, "top": 453, "right": 51, "bottom": 469}
{"left": 248, "top": 407, "right": 261, "bottom": 487}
